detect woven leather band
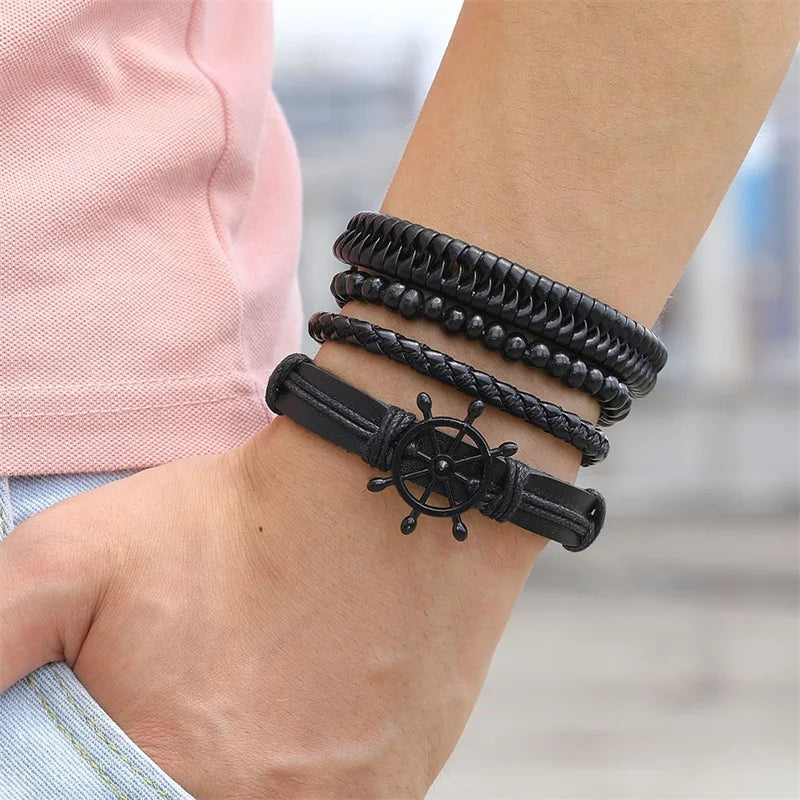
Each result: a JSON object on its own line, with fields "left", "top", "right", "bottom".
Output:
{"left": 266, "top": 353, "right": 606, "bottom": 551}
{"left": 308, "top": 312, "right": 610, "bottom": 467}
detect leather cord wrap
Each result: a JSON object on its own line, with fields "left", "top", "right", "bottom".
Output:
{"left": 479, "top": 457, "right": 531, "bottom": 523}
{"left": 268, "top": 354, "right": 415, "bottom": 472}
{"left": 266, "top": 351, "right": 311, "bottom": 411}
{"left": 361, "top": 405, "right": 416, "bottom": 471}
{"left": 267, "top": 353, "right": 605, "bottom": 551}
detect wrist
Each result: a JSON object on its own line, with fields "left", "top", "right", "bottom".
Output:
{"left": 240, "top": 227, "right": 607, "bottom": 564}
{"left": 239, "top": 298, "right": 600, "bottom": 576}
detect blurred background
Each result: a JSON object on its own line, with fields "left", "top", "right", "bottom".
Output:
{"left": 273, "top": 4, "right": 799, "bottom": 798}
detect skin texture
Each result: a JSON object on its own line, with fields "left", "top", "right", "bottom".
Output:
{"left": 1, "top": 2, "right": 798, "bottom": 798}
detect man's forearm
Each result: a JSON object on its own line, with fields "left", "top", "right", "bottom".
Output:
{"left": 240, "top": 1, "right": 799, "bottom": 793}
{"left": 381, "top": 0, "right": 799, "bottom": 327}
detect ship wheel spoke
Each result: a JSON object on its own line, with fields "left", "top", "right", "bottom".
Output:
{"left": 415, "top": 476, "right": 436, "bottom": 506}
{"left": 400, "top": 467, "right": 432, "bottom": 482}
{"left": 453, "top": 453, "right": 484, "bottom": 467}
{"left": 446, "top": 426, "right": 469, "bottom": 456}
{"left": 427, "top": 427, "right": 442, "bottom": 458}
{"left": 451, "top": 471, "right": 473, "bottom": 487}
{"left": 443, "top": 479, "right": 457, "bottom": 508}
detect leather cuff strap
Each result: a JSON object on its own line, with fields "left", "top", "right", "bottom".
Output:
{"left": 267, "top": 353, "right": 605, "bottom": 551}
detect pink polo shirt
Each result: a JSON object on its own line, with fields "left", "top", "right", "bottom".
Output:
{"left": 0, "top": 0, "right": 302, "bottom": 476}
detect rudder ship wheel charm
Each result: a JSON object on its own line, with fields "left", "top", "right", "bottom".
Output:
{"left": 367, "top": 393, "right": 518, "bottom": 541}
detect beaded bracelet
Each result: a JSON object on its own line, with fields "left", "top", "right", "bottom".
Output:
{"left": 331, "top": 269, "right": 633, "bottom": 426}
{"left": 333, "top": 212, "right": 666, "bottom": 396}
{"left": 308, "top": 312, "right": 610, "bottom": 467}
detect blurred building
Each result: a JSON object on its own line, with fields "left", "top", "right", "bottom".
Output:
{"left": 274, "top": 40, "right": 421, "bottom": 330}
{"left": 274, "top": 46, "right": 799, "bottom": 520}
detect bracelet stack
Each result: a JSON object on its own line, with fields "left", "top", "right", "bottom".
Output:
{"left": 328, "top": 271, "right": 632, "bottom": 425}
{"left": 266, "top": 212, "right": 667, "bottom": 552}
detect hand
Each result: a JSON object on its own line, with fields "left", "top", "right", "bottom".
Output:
{"left": 1, "top": 419, "right": 542, "bottom": 799}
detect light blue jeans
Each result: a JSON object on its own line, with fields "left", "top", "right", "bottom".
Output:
{"left": 0, "top": 471, "right": 195, "bottom": 800}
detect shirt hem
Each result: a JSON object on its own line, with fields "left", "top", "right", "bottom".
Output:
{"left": 0, "top": 372, "right": 273, "bottom": 476}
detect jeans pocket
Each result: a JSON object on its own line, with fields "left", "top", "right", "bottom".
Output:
{"left": 1, "top": 662, "right": 196, "bottom": 800}
{"left": 0, "top": 471, "right": 196, "bottom": 800}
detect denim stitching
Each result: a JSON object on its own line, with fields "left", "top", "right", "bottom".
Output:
{"left": 25, "top": 674, "right": 131, "bottom": 800}
{"left": 0, "top": 480, "right": 9, "bottom": 538}
{"left": 47, "top": 664, "right": 170, "bottom": 798}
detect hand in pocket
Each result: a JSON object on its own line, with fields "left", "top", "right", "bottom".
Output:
{"left": 0, "top": 429, "right": 535, "bottom": 799}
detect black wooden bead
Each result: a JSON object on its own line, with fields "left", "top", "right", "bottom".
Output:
{"left": 443, "top": 307, "right": 467, "bottom": 333}
{"left": 361, "top": 276, "right": 384, "bottom": 302}
{"left": 548, "top": 351, "right": 571, "bottom": 378}
{"left": 423, "top": 295, "right": 445, "bottom": 321}
{"left": 524, "top": 342, "right": 550, "bottom": 369}
{"left": 483, "top": 323, "right": 507, "bottom": 351}
{"left": 597, "top": 375, "right": 621, "bottom": 403}
{"left": 332, "top": 272, "right": 348, "bottom": 301}
{"left": 584, "top": 368, "right": 605, "bottom": 394}
{"left": 398, "top": 288, "right": 423, "bottom": 319}
{"left": 565, "top": 361, "right": 588, "bottom": 388}
{"left": 465, "top": 314, "right": 485, "bottom": 339}
{"left": 503, "top": 334, "right": 527, "bottom": 361}
{"left": 344, "top": 270, "right": 365, "bottom": 298}
{"left": 383, "top": 282, "right": 406, "bottom": 310}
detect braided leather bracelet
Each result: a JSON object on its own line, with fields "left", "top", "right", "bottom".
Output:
{"left": 331, "top": 269, "right": 632, "bottom": 426}
{"left": 308, "top": 312, "right": 610, "bottom": 467}
{"left": 333, "top": 212, "right": 666, "bottom": 395}
{"left": 267, "top": 353, "right": 606, "bottom": 550}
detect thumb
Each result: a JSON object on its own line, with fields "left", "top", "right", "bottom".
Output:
{"left": 0, "top": 515, "right": 101, "bottom": 692}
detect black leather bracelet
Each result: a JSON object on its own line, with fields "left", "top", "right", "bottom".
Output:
{"left": 333, "top": 212, "right": 667, "bottom": 395}
{"left": 330, "top": 269, "right": 633, "bottom": 426}
{"left": 334, "top": 211, "right": 667, "bottom": 366}
{"left": 266, "top": 353, "right": 606, "bottom": 551}
{"left": 308, "top": 312, "right": 610, "bottom": 467}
